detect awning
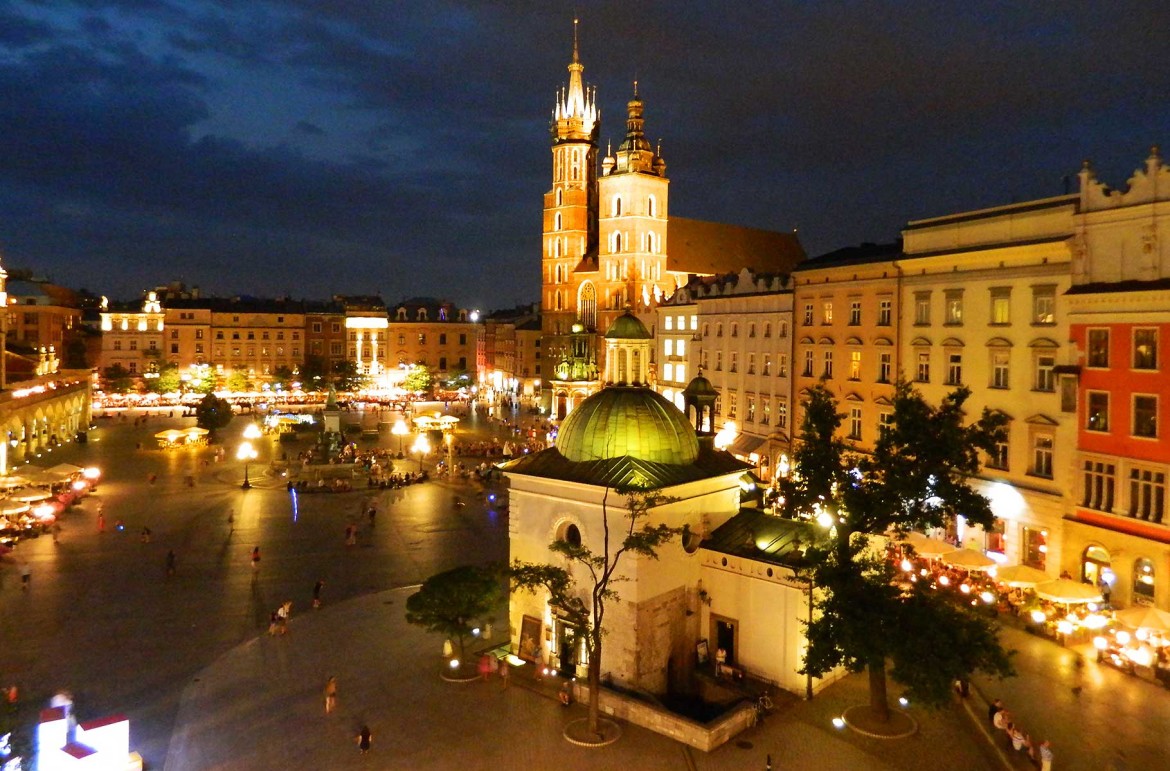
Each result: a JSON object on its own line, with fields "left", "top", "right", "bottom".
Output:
{"left": 727, "top": 434, "right": 766, "bottom": 457}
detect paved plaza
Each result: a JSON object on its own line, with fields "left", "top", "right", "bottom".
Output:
{"left": 0, "top": 404, "right": 1168, "bottom": 769}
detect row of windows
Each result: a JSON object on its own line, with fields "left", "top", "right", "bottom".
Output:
{"left": 608, "top": 194, "right": 657, "bottom": 218}
{"left": 909, "top": 349, "right": 1058, "bottom": 392}
{"left": 908, "top": 286, "right": 1057, "bottom": 327}
{"left": 722, "top": 393, "right": 790, "bottom": 430}
{"left": 703, "top": 351, "right": 790, "bottom": 377}
{"left": 604, "top": 258, "right": 661, "bottom": 281}
{"left": 606, "top": 231, "right": 662, "bottom": 255}
{"left": 704, "top": 321, "right": 790, "bottom": 339}
{"left": 346, "top": 332, "right": 468, "bottom": 346}
{"left": 1085, "top": 392, "right": 1160, "bottom": 438}
{"left": 662, "top": 315, "right": 698, "bottom": 332}
{"left": 1086, "top": 328, "right": 1160, "bottom": 370}
{"left": 1082, "top": 459, "right": 1167, "bottom": 524}
{"left": 802, "top": 299, "right": 892, "bottom": 327}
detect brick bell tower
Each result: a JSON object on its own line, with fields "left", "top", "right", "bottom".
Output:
{"left": 542, "top": 20, "right": 601, "bottom": 417}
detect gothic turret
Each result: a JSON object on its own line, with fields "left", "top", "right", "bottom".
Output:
{"left": 611, "top": 82, "right": 666, "bottom": 177}
{"left": 552, "top": 19, "right": 599, "bottom": 143}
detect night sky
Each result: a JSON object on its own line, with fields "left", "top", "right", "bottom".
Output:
{"left": 2, "top": 2, "right": 1168, "bottom": 309}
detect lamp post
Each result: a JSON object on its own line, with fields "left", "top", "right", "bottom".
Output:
{"left": 237, "top": 441, "right": 257, "bottom": 489}
{"left": 392, "top": 419, "right": 409, "bottom": 458}
{"left": 411, "top": 435, "right": 430, "bottom": 473}
{"left": 238, "top": 423, "right": 262, "bottom": 489}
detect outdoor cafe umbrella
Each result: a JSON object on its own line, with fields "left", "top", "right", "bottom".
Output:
{"left": 1034, "top": 579, "right": 1103, "bottom": 604}
{"left": 47, "top": 463, "right": 84, "bottom": 477}
{"left": 941, "top": 548, "right": 997, "bottom": 571}
{"left": 993, "top": 564, "right": 1051, "bottom": 587}
{"left": 1114, "top": 605, "right": 1170, "bottom": 633}
{"left": 155, "top": 429, "right": 186, "bottom": 443}
{"left": 908, "top": 537, "right": 956, "bottom": 558}
{"left": 0, "top": 476, "right": 29, "bottom": 490}
{"left": 0, "top": 501, "right": 30, "bottom": 516}
{"left": 13, "top": 490, "right": 50, "bottom": 503}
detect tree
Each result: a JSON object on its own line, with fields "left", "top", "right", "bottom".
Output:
{"left": 300, "top": 355, "right": 329, "bottom": 391}
{"left": 510, "top": 487, "right": 678, "bottom": 740}
{"left": 440, "top": 368, "right": 472, "bottom": 391}
{"left": 332, "top": 360, "right": 367, "bottom": 392}
{"left": 195, "top": 393, "right": 234, "bottom": 433}
{"left": 101, "top": 364, "right": 134, "bottom": 394}
{"left": 271, "top": 365, "right": 295, "bottom": 390}
{"left": 226, "top": 370, "right": 249, "bottom": 393}
{"left": 781, "top": 382, "right": 1013, "bottom": 723}
{"left": 145, "top": 363, "right": 181, "bottom": 394}
{"left": 405, "top": 564, "right": 504, "bottom": 660}
{"left": 402, "top": 364, "right": 432, "bottom": 396}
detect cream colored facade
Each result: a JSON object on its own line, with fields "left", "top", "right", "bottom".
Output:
{"left": 654, "top": 299, "right": 698, "bottom": 413}
{"left": 692, "top": 271, "right": 795, "bottom": 481}
{"left": 99, "top": 292, "right": 165, "bottom": 377}
{"left": 900, "top": 196, "right": 1077, "bottom": 573}
{"left": 208, "top": 308, "right": 304, "bottom": 379}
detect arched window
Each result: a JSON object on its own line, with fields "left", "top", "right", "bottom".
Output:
{"left": 556, "top": 188, "right": 563, "bottom": 206}
{"left": 555, "top": 239, "right": 561, "bottom": 258}
{"left": 557, "top": 521, "right": 582, "bottom": 548}
{"left": 613, "top": 196, "right": 623, "bottom": 217}
{"left": 555, "top": 290, "right": 563, "bottom": 311}
{"left": 648, "top": 195, "right": 657, "bottom": 217}
{"left": 1134, "top": 557, "right": 1156, "bottom": 605}
{"left": 554, "top": 212, "right": 562, "bottom": 231}
{"left": 578, "top": 282, "right": 597, "bottom": 330}
{"left": 1082, "top": 545, "right": 1112, "bottom": 587}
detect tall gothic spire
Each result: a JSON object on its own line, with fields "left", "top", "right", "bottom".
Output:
{"left": 553, "top": 18, "right": 598, "bottom": 143}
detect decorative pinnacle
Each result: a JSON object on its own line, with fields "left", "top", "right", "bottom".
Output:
{"left": 572, "top": 18, "right": 579, "bottom": 63}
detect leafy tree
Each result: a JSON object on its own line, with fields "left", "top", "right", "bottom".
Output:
{"left": 402, "top": 364, "right": 432, "bottom": 395}
{"left": 440, "top": 368, "right": 473, "bottom": 391}
{"left": 145, "top": 363, "right": 181, "bottom": 394}
{"left": 300, "top": 355, "right": 329, "bottom": 391}
{"left": 195, "top": 393, "right": 234, "bottom": 433}
{"left": 226, "top": 371, "right": 249, "bottom": 393}
{"left": 405, "top": 564, "right": 504, "bottom": 660}
{"left": 332, "top": 360, "right": 367, "bottom": 392}
{"left": 781, "top": 382, "right": 1013, "bottom": 722}
{"left": 101, "top": 364, "right": 134, "bottom": 394}
{"left": 271, "top": 365, "right": 295, "bottom": 390}
{"left": 511, "top": 487, "right": 678, "bottom": 740}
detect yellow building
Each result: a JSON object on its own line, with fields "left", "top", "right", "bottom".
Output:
{"left": 99, "top": 292, "right": 165, "bottom": 378}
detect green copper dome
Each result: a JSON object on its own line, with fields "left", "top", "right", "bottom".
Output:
{"left": 557, "top": 386, "right": 699, "bottom": 464}
{"left": 683, "top": 373, "right": 718, "bottom": 398}
{"left": 604, "top": 312, "right": 652, "bottom": 340}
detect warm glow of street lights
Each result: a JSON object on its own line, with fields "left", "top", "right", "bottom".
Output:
{"left": 238, "top": 440, "right": 257, "bottom": 489}
{"left": 392, "top": 419, "right": 409, "bottom": 456}
{"left": 713, "top": 421, "right": 737, "bottom": 451}
{"left": 412, "top": 435, "right": 430, "bottom": 472}
{"left": 242, "top": 423, "right": 262, "bottom": 441}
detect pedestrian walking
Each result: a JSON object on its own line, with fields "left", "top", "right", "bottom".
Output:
{"left": 140, "top": 527, "right": 152, "bottom": 543}
{"left": 498, "top": 657, "right": 510, "bottom": 689}
{"left": 20, "top": 563, "right": 30, "bottom": 591}
{"left": 1039, "top": 740, "right": 1053, "bottom": 771}
{"left": 52, "top": 522, "right": 61, "bottom": 543}
{"left": 324, "top": 676, "right": 337, "bottom": 714}
{"left": 312, "top": 579, "right": 325, "bottom": 609}
{"left": 367, "top": 505, "right": 376, "bottom": 528}
{"left": 251, "top": 546, "right": 261, "bottom": 571}
{"left": 97, "top": 513, "right": 105, "bottom": 533}
{"left": 268, "top": 609, "right": 280, "bottom": 636}
{"left": 988, "top": 698, "right": 1004, "bottom": 724}
{"left": 165, "top": 550, "right": 176, "bottom": 576}
{"left": 356, "top": 725, "right": 371, "bottom": 754}
{"left": 277, "top": 601, "right": 292, "bottom": 634}
{"left": 478, "top": 652, "right": 493, "bottom": 681}
{"left": 345, "top": 524, "right": 357, "bottom": 547}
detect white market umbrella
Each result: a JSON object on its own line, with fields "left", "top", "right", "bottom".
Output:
{"left": 0, "top": 501, "right": 30, "bottom": 516}
{"left": 909, "top": 537, "right": 956, "bottom": 557}
{"left": 994, "top": 564, "right": 1050, "bottom": 588}
{"left": 47, "top": 463, "right": 84, "bottom": 476}
{"left": 13, "top": 490, "right": 50, "bottom": 503}
{"left": 1034, "top": 579, "right": 1102, "bottom": 604}
{"left": 1114, "top": 606, "right": 1170, "bottom": 633}
{"left": 155, "top": 429, "right": 186, "bottom": 442}
{"left": 0, "top": 476, "right": 30, "bottom": 490}
{"left": 942, "top": 548, "right": 997, "bottom": 571}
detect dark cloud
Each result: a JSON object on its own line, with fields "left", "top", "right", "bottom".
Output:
{"left": 1, "top": 0, "right": 1169, "bottom": 309}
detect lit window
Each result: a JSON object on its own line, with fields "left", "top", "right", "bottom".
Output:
{"left": 1087, "top": 329, "right": 1109, "bottom": 367}
{"left": 990, "top": 288, "right": 1011, "bottom": 325}
{"left": 1134, "top": 329, "right": 1158, "bottom": 370}
{"left": 1086, "top": 391, "right": 1110, "bottom": 432}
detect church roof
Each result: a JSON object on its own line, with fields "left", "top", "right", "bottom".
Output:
{"left": 603, "top": 312, "right": 652, "bottom": 339}
{"left": 702, "top": 509, "right": 817, "bottom": 570}
{"left": 501, "top": 444, "right": 751, "bottom": 489}
{"left": 666, "top": 217, "right": 805, "bottom": 277}
{"left": 555, "top": 386, "right": 699, "bottom": 464}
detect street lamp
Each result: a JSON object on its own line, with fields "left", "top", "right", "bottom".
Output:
{"left": 411, "top": 435, "right": 430, "bottom": 473}
{"left": 392, "top": 419, "right": 409, "bottom": 458}
{"left": 238, "top": 441, "right": 258, "bottom": 489}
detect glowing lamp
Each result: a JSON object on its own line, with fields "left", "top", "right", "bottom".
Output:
{"left": 980, "top": 591, "right": 995, "bottom": 604}
{"left": 938, "top": 575, "right": 950, "bottom": 586}
{"left": 1082, "top": 614, "right": 1108, "bottom": 630}
{"left": 898, "top": 697, "right": 909, "bottom": 707}
{"left": 1030, "top": 610, "right": 1047, "bottom": 624}
{"left": 1115, "top": 630, "right": 1131, "bottom": 645}
{"left": 83, "top": 467, "right": 101, "bottom": 480}
{"left": 959, "top": 583, "right": 971, "bottom": 594}
{"left": 72, "top": 480, "right": 87, "bottom": 491}
{"left": 448, "top": 658, "right": 460, "bottom": 669}
{"left": 1093, "top": 636, "right": 1108, "bottom": 650}
{"left": 900, "top": 559, "right": 913, "bottom": 572}
{"left": 1056, "top": 620, "right": 1074, "bottom": 635}
{"left": 831, "top": 717, "right": 846, "bottom": 729}
{"left": 1135, "top": 628, "right": 1149, "bottom": 642}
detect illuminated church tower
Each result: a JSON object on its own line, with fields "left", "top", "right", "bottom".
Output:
{"left": 543, "top": 21, "right": 601, "bottom": 418}
{"left": 597, "top": 82, "right": 669, "bottom": 329}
